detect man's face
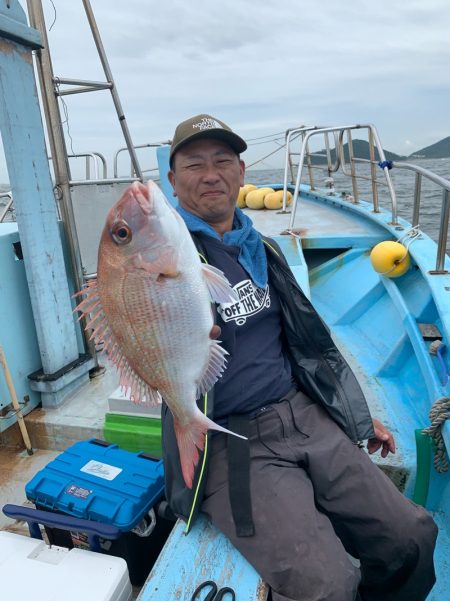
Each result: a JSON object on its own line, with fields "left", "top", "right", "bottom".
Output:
{"left": 168, "top": 138, "right": 245, "bottom": 226}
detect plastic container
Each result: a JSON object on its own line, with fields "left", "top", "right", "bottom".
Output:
{"left": 25, "top": 438, "right": 173, "bottom": 585}
{"left": 0, "top": 530, "right": 132, "bottom": 601}
{"left": 103, "top": 412, "right": 162, "bottom": 456}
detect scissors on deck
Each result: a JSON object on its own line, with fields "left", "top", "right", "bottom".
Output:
{"left": 190, "top": 579, "right": 236, "bottom": 600}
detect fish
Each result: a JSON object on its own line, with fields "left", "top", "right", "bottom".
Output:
{"left": 75, "top": 180, "right": 243, "bottom": 488}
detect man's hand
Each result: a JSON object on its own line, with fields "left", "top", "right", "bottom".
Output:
{"left": 210, "top": 325, "right": 221, "bottom": 340}
{"left": 367, "top": 418, "right": 396, "bottom": 458}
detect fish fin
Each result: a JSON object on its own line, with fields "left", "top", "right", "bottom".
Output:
{"left": 196, "top": 340, "right": 229, "bottom": 397}
{"left": 74, "top": 279, "right": 161, "bottom": 407}
{"left": 133, "top": 249, "right": 179, "bottom": 278}
{"left": 174, "top": 412, "right": 247, "bottom": 489}
{"left": 119, "top": 368, "right": 162, "bottom": 406}
{"left": 201, "top": 264, "right": 239, "bottom": 303}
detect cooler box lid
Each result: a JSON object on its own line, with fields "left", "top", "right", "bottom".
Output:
{"left": 25, "top": 438, "right": 164, "bottom": 530}
{"left": 0, "top": 531, "right": 132, "bottom": 601}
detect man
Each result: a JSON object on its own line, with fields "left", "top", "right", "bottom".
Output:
{"left": 161, "top": 114, "right": 438, "bottom": 601}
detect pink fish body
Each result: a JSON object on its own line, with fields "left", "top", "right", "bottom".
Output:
{"left": 76, "top": 181, "right": 241, "bottom": 487}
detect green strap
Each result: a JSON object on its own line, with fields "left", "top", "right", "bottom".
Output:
{"left": 185, "top": 392, "right": 209, "bottom": 533}
{"left": 263, "top": 238, "right": 281, "bottom": 257}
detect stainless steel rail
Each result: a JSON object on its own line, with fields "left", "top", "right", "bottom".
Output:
{"left": 113, "top": 142, "right": 171, "bottom": 178}
{"left": 283, "top": 124, "right": 449, "bottom": 273}
{"left": 69, "top": 152, "right": 107, "bottom": 180}
{"left": 54, "top": 77, "right": 113, "bottom": 96}
{"left": 49, "top": 152, "right": 108, "bottom": 180}
{"left": 0, "top": 192, "right": 13, "bottom": 223}
{"left": 69, "top": 177, "right": 138, "bottom": 187}
{"left": 286, "top": 124, "right": 397, "bottom": 227}
{"left": 391, "top": 161, "right": 450, "bottom": 273}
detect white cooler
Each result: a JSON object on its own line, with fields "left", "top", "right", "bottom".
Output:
{"left": 0, "top": 531, "right": 132, "bottom": 601}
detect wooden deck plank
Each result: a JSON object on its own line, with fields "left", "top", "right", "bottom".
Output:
{"left": 138, "top": 513, "right": 268, "bottom": 600}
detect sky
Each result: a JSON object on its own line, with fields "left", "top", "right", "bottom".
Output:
{"left": 2, "top": 0, "right": 450, "bottom": 180}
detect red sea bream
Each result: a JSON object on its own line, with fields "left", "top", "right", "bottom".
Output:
{"left": 76, "top": 180, "right": 242, "bottom": 487}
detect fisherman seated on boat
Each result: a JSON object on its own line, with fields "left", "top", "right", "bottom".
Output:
{"left": 162, "top": 114, "right": 438, "bottom": 601}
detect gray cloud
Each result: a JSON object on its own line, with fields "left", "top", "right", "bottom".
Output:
{"left": 1, "top": 0, "right": 449, "bottom": 182}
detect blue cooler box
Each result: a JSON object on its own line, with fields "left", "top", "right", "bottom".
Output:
{"left": 25, "top": 438, "right": 173, "bottom": 585}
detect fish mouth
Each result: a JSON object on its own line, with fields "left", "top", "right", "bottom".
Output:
{"left": 132, "top": 181, "right": 153, "bottom": 216}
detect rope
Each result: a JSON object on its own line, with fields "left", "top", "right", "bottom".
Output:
{"left": 377, "top": 226, "right": 421, "bottom": 276}
{"left": 378, "top": 160, "right": 393, "bottom": 170}
{"left": 422, "top": 396, "right": 450, "bottom": 473}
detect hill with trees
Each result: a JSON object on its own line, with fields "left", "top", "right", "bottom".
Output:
{"left": 408, "top": 137, "right": 450, "bottom": 159}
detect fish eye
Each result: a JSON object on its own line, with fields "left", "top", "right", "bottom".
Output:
{"left": 111, "top": 221, "right": 132, "bottom": 245}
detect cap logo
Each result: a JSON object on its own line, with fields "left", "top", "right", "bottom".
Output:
{"left": 192, "top": 117, "right": 223, "bottom": 131}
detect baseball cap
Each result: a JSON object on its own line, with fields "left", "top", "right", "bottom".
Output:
{"left": 169, "top": 114, "right": 247, "bottom": 165}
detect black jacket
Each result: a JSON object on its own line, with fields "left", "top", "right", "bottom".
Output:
{"left": 162, "top": 234, "right": 375, "bottom": 533}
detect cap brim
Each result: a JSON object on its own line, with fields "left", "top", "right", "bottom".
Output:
{"left": 170, "top": 129, "right": 247, "bottom": 162}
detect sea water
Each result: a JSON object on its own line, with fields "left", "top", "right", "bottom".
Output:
{"left": 247, "top": 158, "right": 450, "bottom": 247}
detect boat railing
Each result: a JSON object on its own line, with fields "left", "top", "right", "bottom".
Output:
{"left": 284, "top": 124, "right": 397, "bottom": 224}
{"left": 48, "top": 152, "right": 108, "bottom": 181}
{"left": 390, "top": 162, "right": 450, "bottom": 273}
{"left": 0, "top": 191, "right": 13, "bottom": 223}
{"left": 68, "top": 152, "right": 108, "bottom": 180}
{"left": 113, "top": 142, "right": 171, "bottom": 179}
{"left": 283, "top": 124, "right": 450, "bottom": 273}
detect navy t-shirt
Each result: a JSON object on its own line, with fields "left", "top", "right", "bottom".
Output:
{"left": 198, "top": 233, "right": 293, "bottom": 421}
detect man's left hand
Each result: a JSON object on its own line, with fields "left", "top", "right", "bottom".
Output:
{"left": 367, "top": 419, "right": 396, "bottom": 457}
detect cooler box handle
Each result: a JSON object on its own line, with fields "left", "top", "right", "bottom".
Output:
{"left": 2, "top": 503, "right": 121, "bottom": 552}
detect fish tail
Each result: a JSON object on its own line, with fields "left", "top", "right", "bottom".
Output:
{"left": 174, "top": 413, "right": 247, "bottom": 489}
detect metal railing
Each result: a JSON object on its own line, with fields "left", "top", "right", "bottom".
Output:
{"left": 284, "top": 124, "right": 397, "bottom": 224}
{"left": 68, "top": 152, "right": 107, "bottom": 180}
{"left": 0, "top": 191, "right": 13, "bottom": 223}
{"left": 113, "top": 142, "right": 171, "bottom": 178}
{"left": 48, "top": 152, "right": 108, "bottom": 181}
{"left": 283, "top": 124, "right": 450, "bottom": 273}
{"left": 391, "top": 162, "right": 450, "bottom": 273}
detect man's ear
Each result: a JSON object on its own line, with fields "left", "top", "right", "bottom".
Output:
{"left": 239, "top": 160, "right": 245, "bottom": 187}
{"left": 168, "top": 170, "right": 177, "bottom": 196}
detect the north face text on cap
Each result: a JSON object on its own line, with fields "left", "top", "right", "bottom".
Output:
{"left": 192, "top": 117, "right": 223, "bottom": 131}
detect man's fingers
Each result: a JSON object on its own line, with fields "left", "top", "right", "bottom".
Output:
{"left": 387, "top": 435, "right": 396, "bottom": 454}
{"left": 371, "top": 418, "right": 396, "bottom": 456}
{"left": 367, "top": 439, "right": 382, "bottom": 455}
{"left": 210, "top": 325, "right": 221, "bottom": 340}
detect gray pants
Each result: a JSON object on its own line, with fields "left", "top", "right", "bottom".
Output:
{"left": 201, "top": 391, "right": 438, "bottom": 601}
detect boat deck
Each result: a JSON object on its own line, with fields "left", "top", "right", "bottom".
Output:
{"left": 243, "top": 187, "right": 387, "bottom": 247}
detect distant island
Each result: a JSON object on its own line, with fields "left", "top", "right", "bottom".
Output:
{"left": 312, "top": 136, "right": 450, "bottom": 163}
{"left": 408, "top": 136, "right": 450, "bottom": 159}
{"left": 311, "top": 139, "right": 403, "bottom": 164}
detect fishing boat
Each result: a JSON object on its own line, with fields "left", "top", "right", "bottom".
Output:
{"left": 0, "top": 1, "right": 449, "bottom": 599}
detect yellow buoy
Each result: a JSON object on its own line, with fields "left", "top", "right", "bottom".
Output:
{"left": 242, "top": 184, "right": 257, "bottom": 195}
{"left": 237, "top": 188, "right": 247, "bottom": 208}
{"left": 264, "top": 190, "right": 293, "bottom": 210}
{"left": 370, "top": 241, "right": 410, "bottom": 278}
{"left": 245, "top": 187, "right": 275, "bottom": 210}
{"left": 236, "top": 184, "right": 258, "bottom": 208}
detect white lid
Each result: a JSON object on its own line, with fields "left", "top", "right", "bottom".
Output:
{"left": 0, "top": 531, "right": 132, "bottom": 601}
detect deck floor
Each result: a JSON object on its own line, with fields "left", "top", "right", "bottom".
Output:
{"left": 243, "top": 193, "right": 384, "bottom": 239}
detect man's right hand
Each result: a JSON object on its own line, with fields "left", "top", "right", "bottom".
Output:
{"left": 210, "top": 325, "right": 221, "bottom": 339}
